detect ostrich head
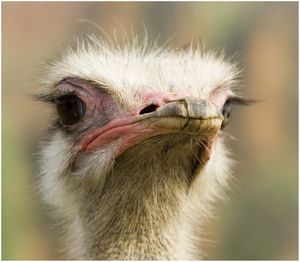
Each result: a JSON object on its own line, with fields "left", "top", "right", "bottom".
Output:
{"left": 37, "top": 37, "right": 249, "bottom": 259}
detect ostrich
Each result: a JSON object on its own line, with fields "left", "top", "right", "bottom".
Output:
{"left": 37, "top": 36, "right": 250, "bottom": 260}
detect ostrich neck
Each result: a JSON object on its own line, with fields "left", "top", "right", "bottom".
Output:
{"left": 76, "top": 142, "right": 194, "bottom": 260}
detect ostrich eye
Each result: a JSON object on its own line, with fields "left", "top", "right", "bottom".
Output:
{"left": 56, "top": 95, "right": 86, "bottom": 125}
{"left": 221, "top": 100, "right": 232, "bottom": 129}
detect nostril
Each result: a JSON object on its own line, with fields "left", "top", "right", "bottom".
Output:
{"left": 139, "top": 104, "right": 159, "bottom": 115}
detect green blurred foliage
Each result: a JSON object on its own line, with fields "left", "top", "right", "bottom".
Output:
{"left": 2, "top": 2, "right": 298, "bottom": 259}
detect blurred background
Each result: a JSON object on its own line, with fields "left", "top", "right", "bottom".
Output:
{"left": 2, "top": 2, "right": 298, "bottom": 259}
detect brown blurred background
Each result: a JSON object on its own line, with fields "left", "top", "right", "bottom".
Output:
{"left": 2, "top": 2, "right": 298, "bottom": 259}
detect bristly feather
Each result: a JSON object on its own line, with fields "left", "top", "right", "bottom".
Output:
{"left": 37, "top": 34, "right": 241, "bottom": 105}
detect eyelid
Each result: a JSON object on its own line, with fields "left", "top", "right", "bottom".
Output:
{"left": 37, "top": 79, "right": 90, "bottom": 104}
{"left": 61, "top": 77, "right": 111, "bottom": 95}
{"left": 35, "top": 90, "right": 77, "bottom": 104}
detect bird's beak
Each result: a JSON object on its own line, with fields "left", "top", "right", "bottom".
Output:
{"left": 78, "top": 98, "right": 223, "bottom": 156}
{"left": 147, "top": 98, "right": 223, "bottom": 134}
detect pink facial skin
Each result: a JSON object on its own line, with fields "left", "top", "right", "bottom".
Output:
{"left": 209, "top": 87, "right": 233, "bottom": 110}
{"left": 133, "top": 89, "right": 203, "bottom": 115}
{"left": 77, "top": 87, "right": 231, "bottom": 161}
{"left": 78, "top": 117, "right": 151, "bottom": 153}
{"left": 201, "top": 130, "right": 220, "bottom": 162}
{"left": 78, "top": 119, "right": 174, "bottom": 157}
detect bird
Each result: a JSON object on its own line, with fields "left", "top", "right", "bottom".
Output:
{"left": 36, "top": 35, "right": 251, "bottom": 260}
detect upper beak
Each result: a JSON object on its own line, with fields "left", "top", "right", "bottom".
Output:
{"left": 155, "top": 98, "right": 221, "bottom": 117}
{"left": 141, "top": 98, "right": 224, "bottom": 134}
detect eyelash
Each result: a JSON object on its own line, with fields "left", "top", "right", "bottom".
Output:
{"left": 36, "top": 90, "right": 78, "bottom": 104}
{"left": 226, "top": 96, "right": 255, "bottom": 106}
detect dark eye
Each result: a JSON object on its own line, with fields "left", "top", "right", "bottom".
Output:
{"left": 221, "top": 100, "right": 232, "bottom": 129}
{"left": 56, "top": 95, "right": 86, "bottom": 125}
